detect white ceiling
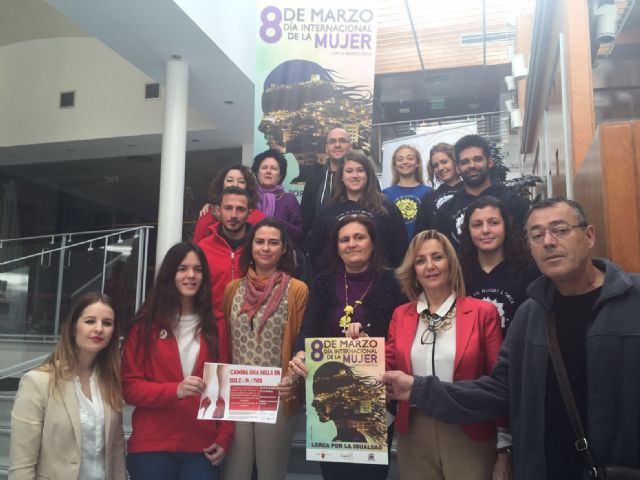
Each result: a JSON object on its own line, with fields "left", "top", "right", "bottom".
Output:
{"left": 0, "top": 0, "right": 255, "bottom": 165}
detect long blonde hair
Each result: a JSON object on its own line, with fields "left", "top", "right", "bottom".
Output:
{"left": 395, "top": 230, "right": 466, "bottom": 301}
{"left": 391, "top": 144, "right": 425, "bottom": 185}
{"left": 427, "top": 142, "right": 455, "bottom": 185}
{"left": 38, "top": 292, "right": 122, "bottom": 411}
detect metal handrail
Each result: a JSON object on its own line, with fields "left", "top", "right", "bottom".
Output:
{"left": 0, "top": 225, "right": 152, "bottom": 335}
{"left": 0, "top": 226, "right": 151, "bottom": 243}
{"left": 0, "top": 354, "right": 51, "bottom": 379}
{"left": 0, "top": 226, "right": 153, "bottom": 266}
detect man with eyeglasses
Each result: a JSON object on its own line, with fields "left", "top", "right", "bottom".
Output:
{"left": 432, "top": 134, "right": 529, "bottom": 248}
{"left": 300, "top": 127, "right": 353, "bottom": 240}
{"left": 383, "top": 197, "right": 640, "bottom": 479}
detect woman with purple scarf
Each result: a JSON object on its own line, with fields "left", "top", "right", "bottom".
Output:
{"left": 251, "top": 149, "right": 303, "bottom": 244}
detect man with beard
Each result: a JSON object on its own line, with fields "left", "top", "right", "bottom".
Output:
{"left": 198, "top": 186, "right": 253, "bottom": 340}
{"left": 300, "top": 127, "right": 353, "bottom": 240}
{"left": 434, "top": 134, "right": 529, "bottom": 249}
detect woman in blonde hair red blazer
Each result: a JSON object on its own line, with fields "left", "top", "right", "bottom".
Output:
{"left": 386, "top": 230, "right": 507, "bottom": 480}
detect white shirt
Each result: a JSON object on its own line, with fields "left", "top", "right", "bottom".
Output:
{"left": 174, "top": 314, "right": 201, "bottom": 378}
{"left": 410, "top": 292, "right": 457, "bottom": 381}
{"left": 73, "top": 372, "right": 106, "bottom": 480}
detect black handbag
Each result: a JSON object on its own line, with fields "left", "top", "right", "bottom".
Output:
{"left": 545, "top": 312, "right": 640, "bottom": 479}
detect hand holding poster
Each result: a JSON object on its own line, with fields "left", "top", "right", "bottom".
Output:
{"left": 305, "top": 337, "right": 387, "bottom": 465}
{"left": 198, "top": 363, "right": 282, "bottom": 424}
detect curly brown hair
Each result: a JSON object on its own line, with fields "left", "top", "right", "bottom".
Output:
{"left": 459, "top": 196, "right": 534, "bottom": 285}
{"left": 207, "top": 164, "right": 258, "bottom": 206}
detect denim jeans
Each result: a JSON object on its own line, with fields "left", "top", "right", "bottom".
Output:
{"left": 127, "top": 451, "right": 220, "bottom": 480}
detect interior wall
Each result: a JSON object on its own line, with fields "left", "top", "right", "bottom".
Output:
{"left": 575, "top": 121, "right": 640, "bottom": 271}
{"left": 0, "top": 37, "right": 213, "bottom": 147}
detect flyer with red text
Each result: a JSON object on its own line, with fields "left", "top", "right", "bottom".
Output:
{"left": 198, "top": 363, "right": 282, "bottom": 424}
{"left": 305, "top": 337, "right": 387, "bottom": 465}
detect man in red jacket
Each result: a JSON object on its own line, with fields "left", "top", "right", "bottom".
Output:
{"left": 198, "top": 186, "right": 253, "bottom": 341}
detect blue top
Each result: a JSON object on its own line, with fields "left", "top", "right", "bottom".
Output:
{"left": 382, "top": 184, "right": 432, "bottom": 237}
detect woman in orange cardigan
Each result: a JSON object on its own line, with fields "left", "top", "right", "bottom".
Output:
{"left": 386, "top": 230, "right": 507, "bottom": 480}
{"left": 222, "top": 218, "right": 308, "bottom": 480}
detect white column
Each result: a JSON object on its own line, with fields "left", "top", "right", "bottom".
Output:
{"left": 156, "top": 58, "right": 189, "bottom": 270}
{"left": 242, "top": 143, "right": 254, "bottom": 166}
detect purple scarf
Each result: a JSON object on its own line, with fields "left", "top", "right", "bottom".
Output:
{"left": 257, "top": 184, "right": 285, "bottom": 217}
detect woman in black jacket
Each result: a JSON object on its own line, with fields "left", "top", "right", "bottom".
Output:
{"left": 306, "top": 150, "right": 408, "bottom": 272}
{"left": 290, "top": 213, "right": 404, "bottom": 480}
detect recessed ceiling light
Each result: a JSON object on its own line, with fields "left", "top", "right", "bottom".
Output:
{"left": 224, "top": 100, "right": 234, "bottom": 105}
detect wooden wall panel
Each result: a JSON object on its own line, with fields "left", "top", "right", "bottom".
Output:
{"left": 574, "top": 121, "right": 640, "bottom": 272}
{"left": 563, "top": 0, "right": 595, "bottom": 172}
{"left": 575, "top": 130, "right": 606, "bottom": 257}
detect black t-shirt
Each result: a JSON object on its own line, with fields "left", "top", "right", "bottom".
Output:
{"left": 414, "top": 182, "right": 463, "bottom": 236}
{"left": 544, "top": 287, "right": 602, "bottom": 479}
{"left": 433, "top": 183, "right": 530, "bottom": 249}
{"left": 466, "top": 260, "right": 540, "bottom": 335}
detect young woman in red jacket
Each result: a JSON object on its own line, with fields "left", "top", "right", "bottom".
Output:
{"left": 122, "top": 242, "right": 233, "bottom": 480}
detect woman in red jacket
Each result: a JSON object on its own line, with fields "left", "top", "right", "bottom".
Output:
{"left": 122, "top": 242, "right": 233, "bottom": 480}
{"left": 387, "top": 230, "right": 506, "bottom": 480}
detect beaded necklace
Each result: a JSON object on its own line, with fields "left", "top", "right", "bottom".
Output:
{"left": 338, "top": 272, "right": 374, "bottom": 333}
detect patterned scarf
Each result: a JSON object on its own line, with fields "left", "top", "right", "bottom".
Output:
{"left": 239, "top": 268, "right": 291, "bottom": 337}
{"left": 256, "top": 184, "right": 285, "bottom": 217}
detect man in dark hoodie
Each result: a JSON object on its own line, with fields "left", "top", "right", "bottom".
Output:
{"left": 300, "top": 127, "right": 352, "bottom": 241}
{"left": 434, "top": 134, "right": 529, "bottom": 249}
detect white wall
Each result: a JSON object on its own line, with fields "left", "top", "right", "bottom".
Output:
{"left": 173, "top": 0, "right": 256, "bottom": 82}
{"left": 0, "top": 37, "right": 213, "bottom": 147}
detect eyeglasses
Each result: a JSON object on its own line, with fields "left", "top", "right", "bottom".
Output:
{"left": 419, "top": 305, "right": 455, "bottom": 345}
{"left": 420, "top": 323, "right": 439, "bottom": 345}
{"left": 526, "top": 223, "right": 586, "bottom": 245}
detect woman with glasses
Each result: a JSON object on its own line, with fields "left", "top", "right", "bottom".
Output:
{"left": 386, "top": 230, "right": 506, "bottom": 480}
{"left": 289, "top": 213, "right": 404, "bottom": 480}
{"left": 459, "top": 196, "right": 539, "bottom": 335}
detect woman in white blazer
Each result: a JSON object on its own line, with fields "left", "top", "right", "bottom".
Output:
{"left": 9, "top": 292, "right": 126, "bottom": 480}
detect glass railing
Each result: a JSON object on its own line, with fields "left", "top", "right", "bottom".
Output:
{"left": 0, "top": 226, "right": 152, "bottom": 339}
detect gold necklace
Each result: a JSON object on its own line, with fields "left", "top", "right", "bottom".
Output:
{"left": 421, "top": 303, "right": 456, "bottom": 333}
{"left": 339, "top": 272, "right": 374, "bottom": 333}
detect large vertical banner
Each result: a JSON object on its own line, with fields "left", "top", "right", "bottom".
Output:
{"left": 255, "top": 2, "right": 379, "bottom": 200}
{"left": 305, "top": 337, "right": 387, "bottom": 465}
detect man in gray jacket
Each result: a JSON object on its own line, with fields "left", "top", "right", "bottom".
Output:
{"left": 383, "top": 198, "right": 640, "bottom": 479}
